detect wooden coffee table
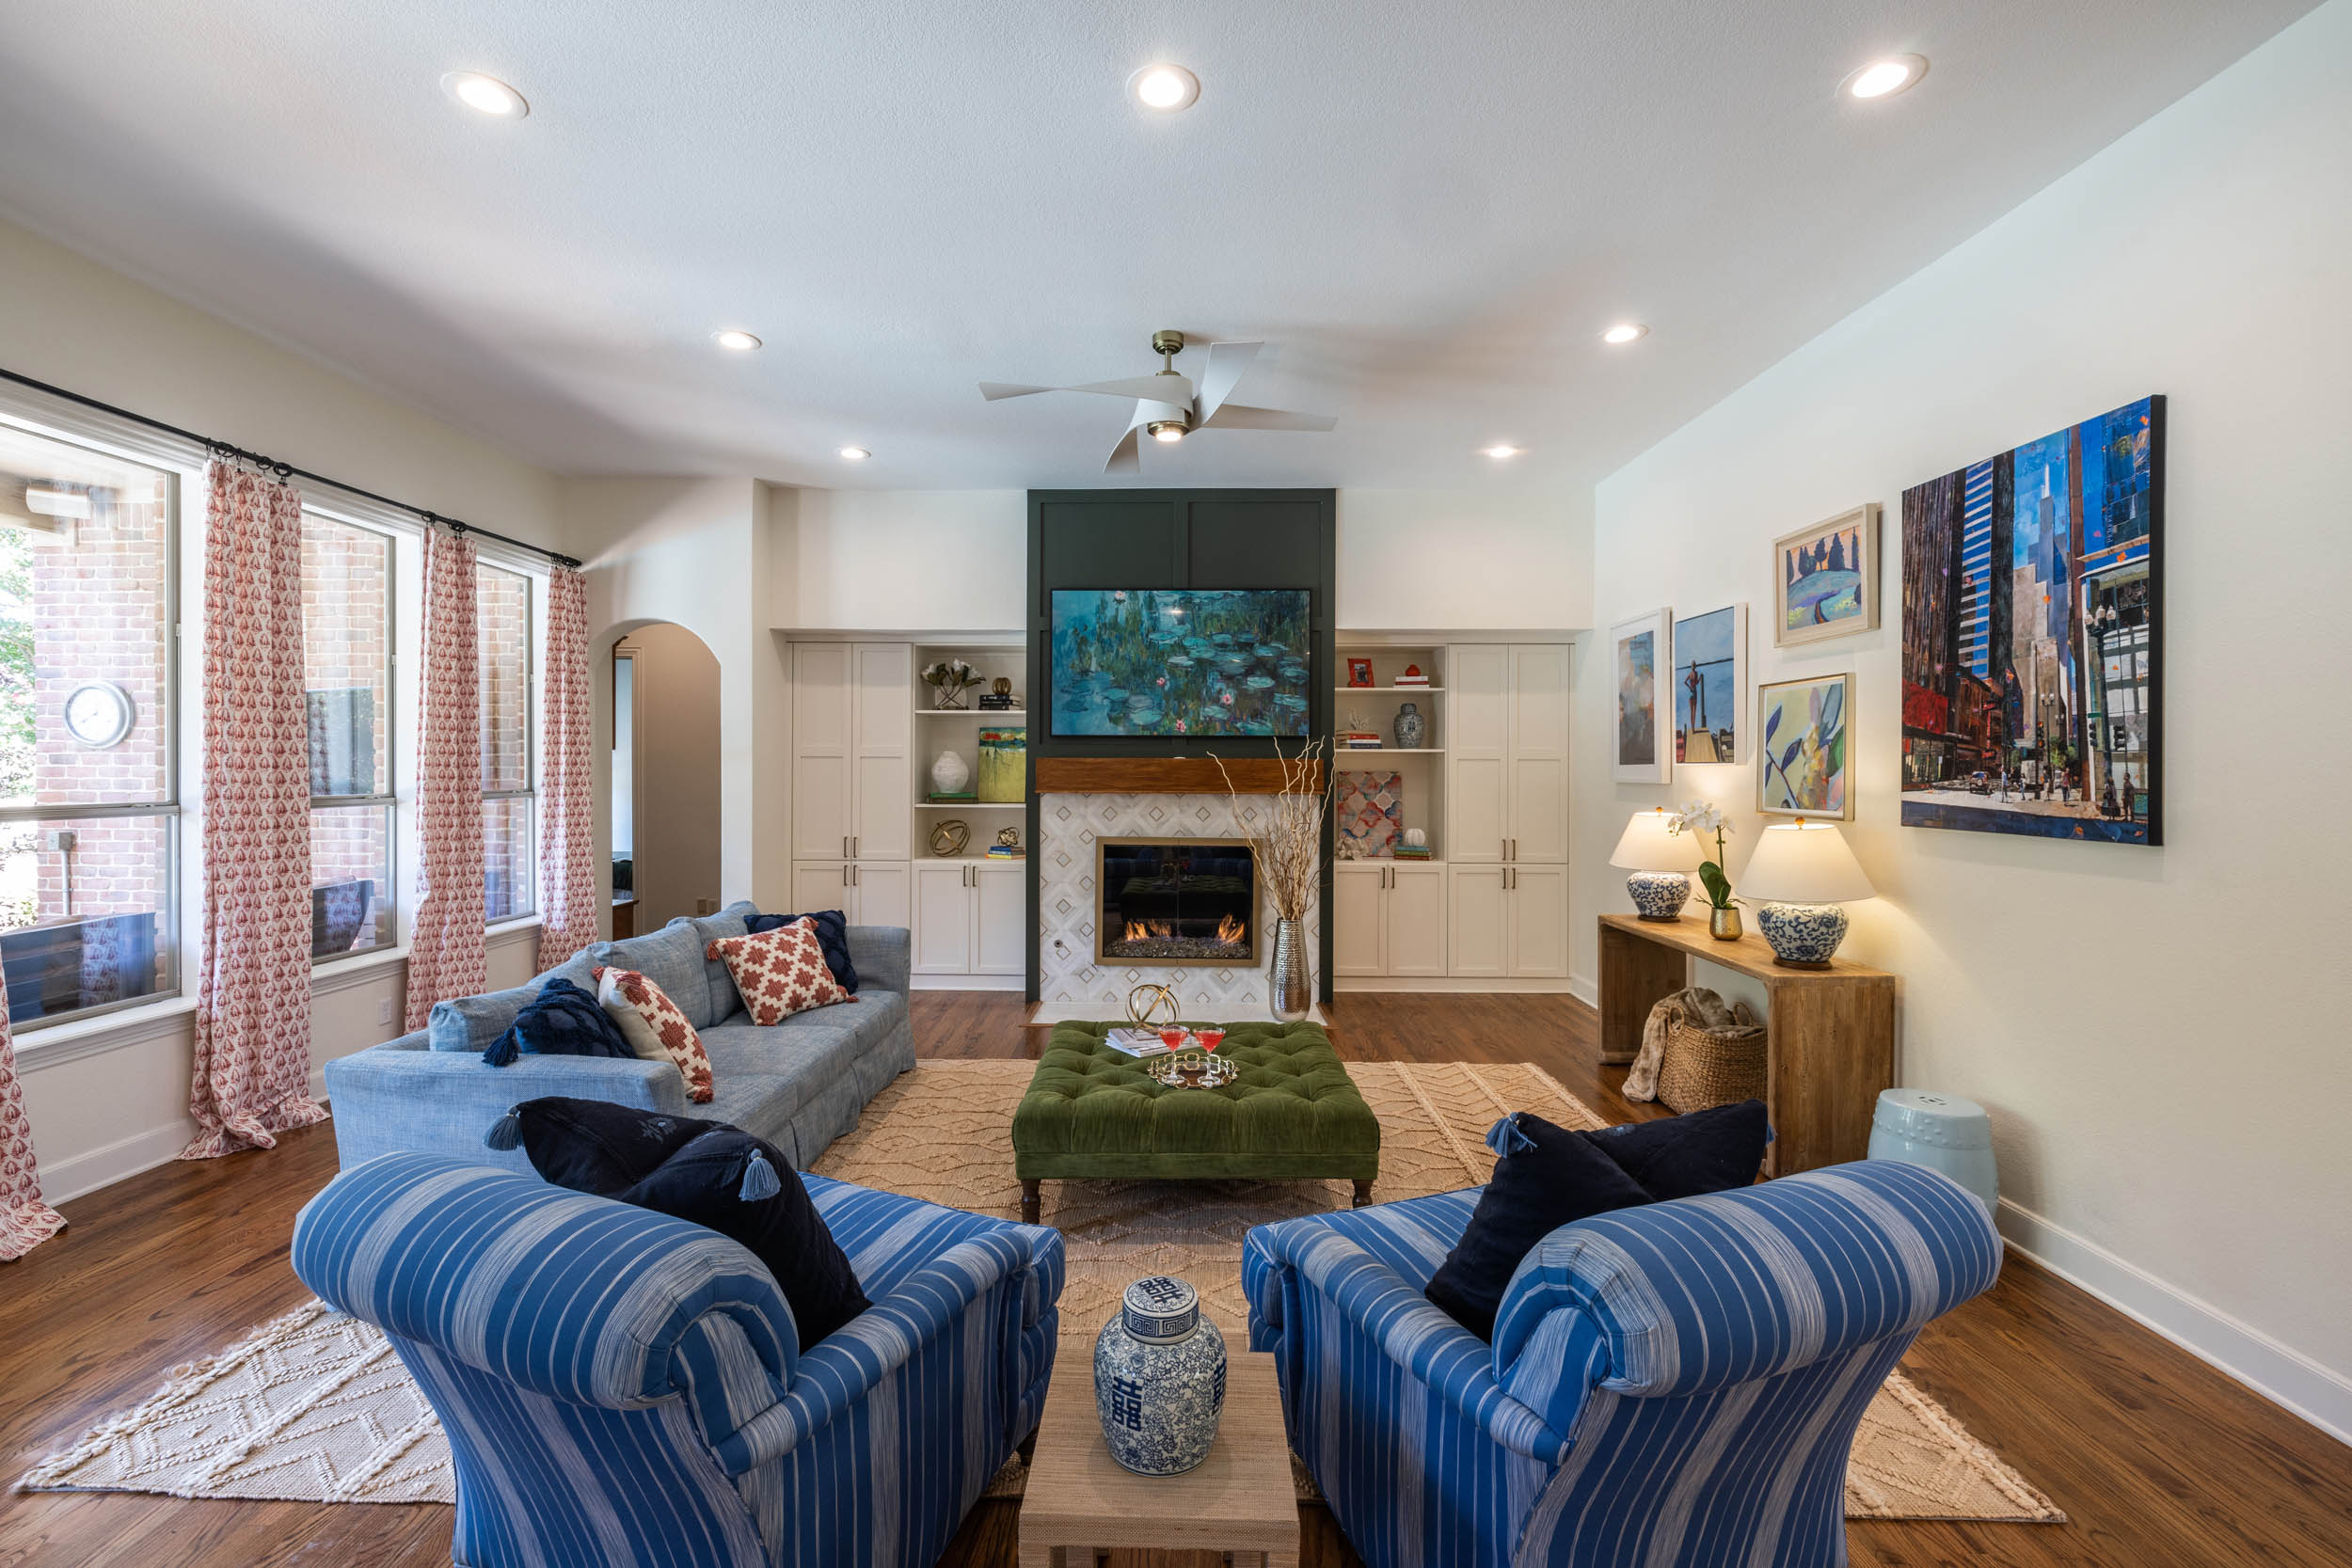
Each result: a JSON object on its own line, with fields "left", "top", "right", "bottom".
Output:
{"left": 1019, "top": 1350, "right": 1299, "bottom": 1568}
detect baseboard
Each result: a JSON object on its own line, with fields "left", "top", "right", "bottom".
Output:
{"left": 1567, "top": 973, "right": 1597, "bottom": 1006}
{"left": 1331, "top": 976, "right": 1580, "bottom": 993}
{"left": 910, "top": 974, "right": 1025, "bottom": 991}
{"left": 1026, "top": 999, "right": 1329, "bottom": 1025}
{"left": 41, "top": 1119, "right": 196, "bottom": 1206}
{"left": 1997, "top": 1197, "right": 2352, "bottom": 1448}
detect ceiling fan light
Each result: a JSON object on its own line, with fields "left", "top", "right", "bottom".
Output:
{"left": 1148, "top": 420, "right": 1187, "bottom": 443}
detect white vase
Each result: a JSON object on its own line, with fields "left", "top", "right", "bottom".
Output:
{"left": 930, "top": 751, "right": 971, "bottom": 794}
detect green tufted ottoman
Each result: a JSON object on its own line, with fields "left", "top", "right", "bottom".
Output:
{"left": 1012, "top": 1020, "right": 1381, "bottom": 1223}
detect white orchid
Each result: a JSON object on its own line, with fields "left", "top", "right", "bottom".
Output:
{"left": 1669, "top": 800, "right": 1724, "bottom": 839}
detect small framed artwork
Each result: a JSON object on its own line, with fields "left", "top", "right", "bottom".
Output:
{"left": 1344, "top": 656, "right": 1375, "bottom": 688}
{"left": 1773, "top": 503, "right": 1880, "bottom": 647}
{"left": 1611, "top": 609, "right": 1673, "bottom": 783}
{"left": 1671, "top": 603, "right": 1746, "bottom": 763}
{"left": 1756, "top": 672, "right": 1853, "bottom": 819}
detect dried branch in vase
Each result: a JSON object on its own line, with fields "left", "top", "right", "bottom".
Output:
{"left": 1212, "top": 737, "right": 1330, "bottom": 923}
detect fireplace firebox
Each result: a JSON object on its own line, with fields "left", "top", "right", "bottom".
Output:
{"left": 1095, "top": 838, "right": 1257, "bottom": 966}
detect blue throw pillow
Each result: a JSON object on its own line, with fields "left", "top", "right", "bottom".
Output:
{"left": 1423, "top": 1101, "right": 1770, "bottom": 1340}
{"left": 746, "top": 909, "right": 858, "bottom": 993}
{"left": 482, "top": 978, "right": 637, "bottom": 1068}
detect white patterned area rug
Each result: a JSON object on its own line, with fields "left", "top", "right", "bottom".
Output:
{"left": 22, "top": 1059, "right": 2060, "bottom": 1524}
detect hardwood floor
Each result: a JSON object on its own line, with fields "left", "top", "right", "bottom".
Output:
{"left": 2, "top": 990, "right": 2345, "bottom": 1567}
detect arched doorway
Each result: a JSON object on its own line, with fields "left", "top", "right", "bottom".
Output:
{"left": 608, "top": 622, "right": 720, "bottom": 933}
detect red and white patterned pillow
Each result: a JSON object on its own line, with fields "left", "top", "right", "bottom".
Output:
{"left": 593, "top": 967, "right": 715, "bottom": 1103}
{"left": 706, "top": 919, "right": 858, "bottom": 1026}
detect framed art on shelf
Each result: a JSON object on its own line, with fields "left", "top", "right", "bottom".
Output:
{"left": 1344, "top": 656, "right": 1375, "bottom": 688}
{"left": 1611, "top": 608, "right": 1673, "bottom": 784}
{"left": 1671, "top": 603, "right": 1745, "bottom": 764}
{"left": 1757, "top": 672, "right": 1852, "bottom": 819}
{"left": 1773, "top": 504, "right": 1880, "bottom": 647}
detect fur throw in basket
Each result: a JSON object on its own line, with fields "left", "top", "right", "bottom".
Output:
{"left": 1625, "top": 986, "right": 1763, "bottom": 1106}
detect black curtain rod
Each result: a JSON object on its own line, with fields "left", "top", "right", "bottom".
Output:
{"left": 0, "top": 363, "right": 582, "bottom": 569}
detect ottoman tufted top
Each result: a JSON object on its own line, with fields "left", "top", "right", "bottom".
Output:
{"left": 1013, "top": 1021, "right": 1380, "bottom": 1182}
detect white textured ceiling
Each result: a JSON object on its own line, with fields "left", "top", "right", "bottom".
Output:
{"left": 0, "top": 1, "right": 2314, "bottom": 489}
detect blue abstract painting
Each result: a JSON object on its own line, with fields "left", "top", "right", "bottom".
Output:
{"left": 1049, "top": 589, "right": 1311, "bottom": 736}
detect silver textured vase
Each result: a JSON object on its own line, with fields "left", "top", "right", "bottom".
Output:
{"left": 1268, "top": 916, "right": 1311, "bottom": 1023}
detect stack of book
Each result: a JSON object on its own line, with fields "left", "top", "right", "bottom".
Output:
{"left": 1393, "top": 665, "right": 1431, "bottom": 687}
{"left": 985, "top": 843, "right": 1025, "bottom": 859}
{"left": 927, "top": 790, "right": 977, "bottom": 803}
{"left": 1343, "top": 731, "right": 1384, "bottom": 749}
{"left": 1392, "top": 842, "right": 1433, "bottom": 861}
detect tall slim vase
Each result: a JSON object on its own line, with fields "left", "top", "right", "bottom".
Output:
{"left": 1268, "top": 917, "right": 1311, "bottom": 1023}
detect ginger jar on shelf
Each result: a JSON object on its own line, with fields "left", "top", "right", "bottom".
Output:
{"left": 1392, "top": 701, "right": 1426, "bottom": 749}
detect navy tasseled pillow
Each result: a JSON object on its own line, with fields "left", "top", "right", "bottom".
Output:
{"left": 746, "top": 909, "right": 858, "bottom": 993}
{"left": 482, "top": 978, "right": 637, "bottom": 1067}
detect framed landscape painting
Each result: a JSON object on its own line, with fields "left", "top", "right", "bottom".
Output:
{"left": 1774, "top": 504, "right": 1879, "bottom": 647}
{"left": 1672, "top": 603, "right": 1745, "bottom": 763}
{"left": 1757, "top": 673, "right": 1852, "bottom": 819}
{"left": 1611, "top": 609, "right": 1673, "bottom": 783}
{"left": 1899, "top": 395, "right": 2163, "bottom": 845}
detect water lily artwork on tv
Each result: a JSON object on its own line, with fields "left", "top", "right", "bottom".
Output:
{"left": 1049, "top": 588, "right": 1312, "bottom": 737}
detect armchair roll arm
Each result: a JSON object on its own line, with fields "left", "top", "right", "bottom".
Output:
{"left": 845, "top": 925, "right": 911, "bottom": 997}
{"left": 1247, "top": 1221, "right": 1568, "bottom": 1463}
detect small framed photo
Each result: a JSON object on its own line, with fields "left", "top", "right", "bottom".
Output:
{"left": 1773, "top": 503, "right": 1880, "bottom": 647}
{"left": 1344, "top": 656, "right": 1375, "bottom": 688}
{"left": 1757, "top": 672, "right": 1853, "bottom": 819}
{"left": 1610, "top": 609, "right": 1673, "bottom": 783}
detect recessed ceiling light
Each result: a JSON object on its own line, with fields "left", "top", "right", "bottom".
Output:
{"left": 1601, "top": 323, "right": 1647, "bottom": 345}
{"left": 837, "top": 446, "right": 870, "bottom": 461}
{"left": 1482, "top": 444, "right": 1522, "bottom": 460}
{"left": 1844, "top": 55, "right": 1927, "bottom": 101}
{"left": 1128, "top": 64, "right": 1200, "bottom": 111}
{"left": 711, "top": 329, "right": 763, "bottom": 352}
{"left": 440, "top": 71, "right": 528, "bottom": 119}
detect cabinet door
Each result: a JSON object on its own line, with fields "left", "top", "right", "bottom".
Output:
{"left": 1447, "top": 865, "right": 1507, "bottom": 978}
{"left": 1506, "top": 864, "right": 1569, "bottom": 978}
{"left": 791, "top": 644, "right": 854, "bottom": 861}
{"left": 850, "top": 862, "right": 911, "bottom": 930}
{"left": 793, "top": 861, "right": 851, "bottom": 915}
{"left": 1384, "top": 863, "right": 1449, "bottom": 977}
{"left": 913, "top": 863, "right": 974, "bottom": 974}
{"left": 1447, "top": 643, "right": 1510, "bottom": 863}
{"left": 850, "top": 643, "right": 913, "bottom": 860}
{"left": 1508, "top": 644, "right": 1572, "bottom": 863}
{"left": 1510, "top": 755, "right": 1570, "bottom": 864}
{"left": 973, "top": 863, "right": 1026, "bottom": 975}
{"left": 851, "top": 755, "right": 911, "bottom": 861}
{"left": 1331, "top": 864, "right": 1387, "bottom": 977}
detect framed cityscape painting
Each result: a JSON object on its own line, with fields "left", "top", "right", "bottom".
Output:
{"left": 1757, "top": 673, "right": 1852, "bottom": 819}
{"left": 1899, "top": 395, "right": 2163, "bottom": 845}
{"left": 1671, "top": 603, "right": 1745, "bottom": 763}
{"left": 1611, "top": 609, "right": 1672, "bottom": 783}
{"left": 1773, "top": 503, "right": 1879, "bottom": 647}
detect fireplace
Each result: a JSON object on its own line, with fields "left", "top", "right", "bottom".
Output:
{"left": 1096, "top": 838, "right": 1256, "bottom": 966}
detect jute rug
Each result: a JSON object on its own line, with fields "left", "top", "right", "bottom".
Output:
{"left": 24, "top": 1059, "right": 2060, "bottom": 1524}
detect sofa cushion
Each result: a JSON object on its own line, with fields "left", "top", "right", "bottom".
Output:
{"left": 707, "top": 921, "right": 858, "bottom": 1025}
{"left": 504, "top": 1096, "right": 717, "bottom": 1194}
{"left": 427, "top": 950, "right": 598, "bottom": 1053}
{"left": 696, "top": 1021, "right": 866, "bottom": 1124}
{"left": 587, "top": 918, "right": 715, "bottom": 1030}
{"left": 690, "top": 900, "right": 759, "bottom": 1023}
{"left": 595, "top": 966, "right": 715, "bottom": 1103}
{"left": 1582, "top": 1099, "right": 1772, "bottom": 1200}
{"left": 481, "top": 978, "right": 638, "bottom": 1069}
{"left": 747, "top": 908, "right": 858, "bottom": 993}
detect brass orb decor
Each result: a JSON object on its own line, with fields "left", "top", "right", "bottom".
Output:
{"left": 992, "top": 675, "right": 1014, "bottom": 697}
{"left": 1124, "top": 983, "right": 1180, "bottom": 1032}
{"left": 930, "top": 818, "right": 971, "bottom": 858}
{"left": 997, "top": 826, "right": 1022, "bottom": 848}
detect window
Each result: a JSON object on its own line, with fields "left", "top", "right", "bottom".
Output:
{"left": 302, "top": 513, "right": 394, "bottom": 961}
{"left": 478, "top": 562, "right": 533, "bottom": 922}
{"left": 0, "top": 423, "right": 178, "bottom": 1026}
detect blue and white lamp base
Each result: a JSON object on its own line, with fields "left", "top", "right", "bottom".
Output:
{"left": 1756, "top": 900, "right": 1849, "bottom": 967}
{"left": 1625, "top": 871, "right": 1692, "bottom": 922}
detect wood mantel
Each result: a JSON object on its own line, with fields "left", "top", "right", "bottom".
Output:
{"left": 1034, "top": 756, "right": 1326, "bottom": 795}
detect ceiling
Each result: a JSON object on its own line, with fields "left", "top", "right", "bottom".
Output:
{"left": 0, "top": 1, "right": 2314, "bottom": 490}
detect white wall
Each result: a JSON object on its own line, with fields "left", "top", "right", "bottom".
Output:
{"left": 783, "top": 488, "right": 1025, "bottom": 629}
{"left": 1572, "top": 0, "right": 2352, "bottom": 1439}
{"left": 612, "top": 622, "right": 722, "bottom": 927}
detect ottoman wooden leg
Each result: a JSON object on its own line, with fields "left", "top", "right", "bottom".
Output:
{"left": 1021, "top": 1180, "right": 1041, "bottom": 1225}
{"left": 1351, "top": 1180, "right": 1374, "bottom": 1209}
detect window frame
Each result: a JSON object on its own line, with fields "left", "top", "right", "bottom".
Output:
{"left": 0, "top": 421, "right": 183, "bottom": 1031}
{"left": 301, "top": 506, "right": 399, "bottom": 969}
{"left": 477, "top": 558, "right": 536, "bottom": 926}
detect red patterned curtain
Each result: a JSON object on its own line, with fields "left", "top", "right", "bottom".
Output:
{"left": 404, "top": 527, "right": 487, "bottom": 1030}
{"left": 183, "top": 462, "right": 329, "bottom": 1159}
{"left": 535, "top": 566, "right": 596, "bottom": 967}
{"left": 1, "top": 1006, "right": 65, "bottom": 1259}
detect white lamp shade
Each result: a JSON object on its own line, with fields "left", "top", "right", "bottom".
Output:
{"left": 1740, "top": 821, "right": 1875, "bottom": 904}
{"left": 1609, "top": 807, "right": 1705, "bottom": 872}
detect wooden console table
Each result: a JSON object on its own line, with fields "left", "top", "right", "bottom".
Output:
{"left": 1598, "top": 913, "right": 1894, "bottom": 1176}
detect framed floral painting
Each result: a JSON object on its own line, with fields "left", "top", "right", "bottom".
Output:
{"left": 1756, "top": 673, "right": 1852, "bottom": 819}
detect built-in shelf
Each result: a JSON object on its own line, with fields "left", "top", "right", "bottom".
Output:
{"left": 916, "top": 708, "right": 1026, "bottom": 718}
{"left": 1336, "top": 686, "right": 1442, "bottom": 693}
{"left": 1338, "top": 748, "right": 1444, "bottom": 754}
{"left": 919, "top": 800, "right": 1025, "bottom": 808}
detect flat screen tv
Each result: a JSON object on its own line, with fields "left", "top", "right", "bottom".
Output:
{"left": 1050, "top": 589, "right": 1312, "bottom": 737}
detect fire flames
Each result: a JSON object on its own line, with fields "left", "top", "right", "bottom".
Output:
{"left": 1118, "top": 913, "right": 1248, "bottom": 947}
{"left": 1216, "top": 912, "right": 1246, "bottom": 944}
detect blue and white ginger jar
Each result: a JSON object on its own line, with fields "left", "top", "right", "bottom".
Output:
{"left": 1392, "top": 701, "right": 1426, "bottom": 749}
{"left": 1094, "top": 1275, "right": 1228, "bottom": 1476}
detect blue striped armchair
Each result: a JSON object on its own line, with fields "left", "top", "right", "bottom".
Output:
{"left": 1242, "top": 1160, "right": 2001, "bottom": 1568}
{"left": 294, "top": 1152, "right": 1063, "bottom": 1568}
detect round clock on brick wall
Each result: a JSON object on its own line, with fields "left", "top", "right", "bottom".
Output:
{"left": 64, "top": 680, "right": 135, "bottom": 749}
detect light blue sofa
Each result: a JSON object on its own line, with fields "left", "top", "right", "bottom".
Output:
{"left": 325, "top": 902, "right": 914, "bottom": 1174}
{"left": 294, "top": 1151, "right": 1063, "bottom": 1568}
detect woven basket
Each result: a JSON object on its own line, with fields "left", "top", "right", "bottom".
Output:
{"left": 1657, "top": 1001, "right": 1766, "bottom": 1115}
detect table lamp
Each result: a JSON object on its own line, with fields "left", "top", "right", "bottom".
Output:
{"left": 1609, "top": 807, "right": 1705, "bottom": 922}
{"left": 1739, "top": 818, "right": 1875, "bottom": 967}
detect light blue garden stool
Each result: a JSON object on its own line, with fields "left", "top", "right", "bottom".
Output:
{"left": 1867, "top": 1088, "right": 1997, "bottom": 1217}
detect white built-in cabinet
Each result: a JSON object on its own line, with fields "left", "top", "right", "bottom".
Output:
{"left": 1332, "top": 863, "right": 1448, "bottom": 977}
{"left": 791, "top": 641, "right": 914, "bottom": 930}
{"left": 913, "top": 861, "right": 1024, "bottom": 976}
{"left": 1446, "top": 643, "right": 1568, "bottom": 865}
{"left": 792, "top": 858, "right": 912, "bottom": 929}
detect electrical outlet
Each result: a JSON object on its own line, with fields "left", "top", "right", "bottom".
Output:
{"left": 376, "top": 999, "right": 393, "bottom": 1026}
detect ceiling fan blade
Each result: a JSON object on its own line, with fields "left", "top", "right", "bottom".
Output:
{"left": 1198, "top": 341, "right": 1263, "bottom": 421}
{"left": 1067, "top": 373, "right": 1195, "bottom": 403}
{"left": 1198, "top": 403, "right": 1338, "bottom": 433}
{"left": 978, "top": 382, "right": 1054, "bottom": 401}
{"left": 1104, "top": 424, "right": 1142, "bottom": 475}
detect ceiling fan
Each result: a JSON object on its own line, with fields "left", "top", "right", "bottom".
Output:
{"left": 979, "top": 329, "right": 1336, "bottom": 474}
